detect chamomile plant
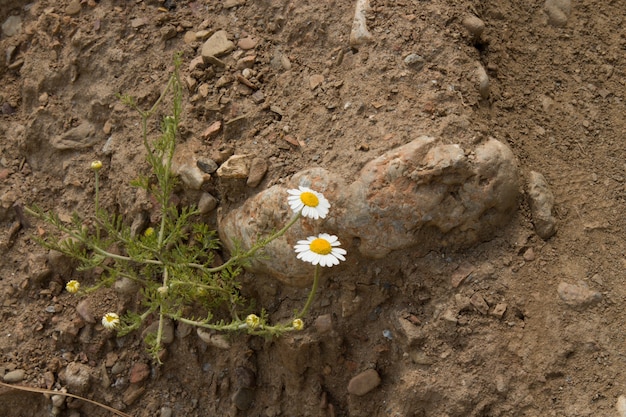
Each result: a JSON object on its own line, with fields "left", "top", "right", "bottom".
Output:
{"left": 26, "top": 57, "right": 345, "bottom": 363}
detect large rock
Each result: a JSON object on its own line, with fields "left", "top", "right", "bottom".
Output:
{"left": 218, "top": 137, "right": 519, "bottom": 285}
{"left": 218, "top": 168, "right": 345, "bottom": 286}
{"left": 340, "top": 136, "right": 519, "bottom": 258}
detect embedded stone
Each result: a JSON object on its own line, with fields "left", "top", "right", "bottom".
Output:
{"left": 347, "top": 369, "right": 381, "bottom": 396}
{"left": 246, "top": 157, "right": 268, "bottom": 188}
{"left": 201, "top": 30, "right": 235, "bottom": 61}
{"left": 527, "top": 171, "right": 557, "bottom": 239}
{"left": 216, "top": 154, "right": 251, "bottom": 179}
{"left": 218, "top": 137, "right": 519, "bottom": 284}
{"left": 557, "top": 281, "right": 602, "bottom": 309}
{"left": 340, "top": 137, "right": 519, "bottom": 258}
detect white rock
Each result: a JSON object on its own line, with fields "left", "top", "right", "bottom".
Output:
{"left": 216, "top": 154, "right": 251, "bottom": 179}
{"left": 349, "top": 0, "right": 373, "bottom": 48}
{"left": 617, "top": 395, "right": 626, "bottom": 417}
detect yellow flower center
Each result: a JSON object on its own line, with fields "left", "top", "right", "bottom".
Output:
{"left": 300, "top": 191, "right": 319, "bottom": 207}
{"left": 310, "top": 238, "right": 332, "bottom": 255}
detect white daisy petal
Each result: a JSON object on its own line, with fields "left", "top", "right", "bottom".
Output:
{"left": 286, "top": 187, "right": 331, "bottom": 219}
{"left": 293, "top": 233, "right": 346, "bottom": 267}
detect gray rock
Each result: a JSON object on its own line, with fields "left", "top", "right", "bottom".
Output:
{"left": 75, "top": 299, "right": 95, "bottom": 323}
{"left": 115, "top": 277, "right": 139, "bottom": 295}
{"left": 544, "top": 0, "right": 571, "bottom": 27}
{"left": 527, "top": 171, "right": 557, "bottom": 239}
{"left": 171, "top": 141, "right": 210, "bottom": 190}
{"left": 347, "top": 369, "right": 381, "bottom": 396}
{"left": 404, "top": 54, "right": 425, "bottom": 71}
{"left": 557, "top": 282, "right": 602, "bottom": 309}
{"left": 198, "top": 192, "right": 218, "bottom": 214}
{"left": 201, "top": 30, "right": 235, "bottom": 62}
{"left": 197, "top": 157, "right": 218, "bottom": 174}
{"left": 314, "top": 314, "right": 333, "bottom": 334}
{"left": 142, "top": 318, "right": 175, "bottom": 345}
{"left": 61, "top": 362, "right": 92, "bottom": 394}
{"left": 160, "top": 407, "right": 173, "bottom": 417}
{"left": 2, "top": 15, "right": 22, "bottom": 37}
{"left": 3, "top": 369, "right": 26, "bottom": 383}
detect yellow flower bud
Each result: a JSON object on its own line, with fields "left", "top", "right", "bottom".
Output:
{"left": 292, "top": 318, "right": 304, "bottom": 331}
{"left": 245, "top": 314, "right": 260, "bottom": 329}
{"left": 144, "top": 227, "right": 154, "bottom": 237}
{"left": 65, "top": 280, "right": 80, "bottom": 294}
{"left": 90, "top": 160, "right": 103, "bottom": 171}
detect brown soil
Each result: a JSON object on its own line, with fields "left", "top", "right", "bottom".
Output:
{"left": 1, "top": 0, "right": 626, "bottom": 416}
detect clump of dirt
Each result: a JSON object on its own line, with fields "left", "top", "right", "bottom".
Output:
{"left": 1, "top": 0, "right": 626, "bottom": 416}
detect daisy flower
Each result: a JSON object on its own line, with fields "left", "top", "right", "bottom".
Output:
{"left": 287, "top": 186, "right": 330, "bottom": 219}
{"left": 294, "top": 233, "right": 346, "bottom": 267}
{"left": 102, "top": 312, "right": 120, "bottom": 330}
{"left": 65, "top": 280, "right": 80, "bottom": 294}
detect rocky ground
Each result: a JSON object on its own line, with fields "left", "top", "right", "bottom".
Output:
{"left": 2, "top": 0, "right": 626, "bottom": 416}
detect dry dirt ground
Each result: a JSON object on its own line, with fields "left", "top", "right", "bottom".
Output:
{"left": 1, "top": 0, "right": 626, "bottom": 416}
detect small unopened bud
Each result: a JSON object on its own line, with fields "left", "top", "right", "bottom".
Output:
{"left": 292, "top": 318, "right": 304, "bottom": 331}
{"left": 90, "top": 160, "right": 103, "bottom": 171}
{"left": 65, "top": 280, "right": 80, "bottom": 294}
{"left": 245, "top": 314, "right": 260, "bottom": 329}
{"left": 102, "top": 312, "right": 120, "bottom": 330}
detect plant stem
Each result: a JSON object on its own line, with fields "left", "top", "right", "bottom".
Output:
{"left": 196, "top": 212, "right": 302, "bottom": 274}
{"left": 297, "top": 264, "right": 320, "bottom": 319}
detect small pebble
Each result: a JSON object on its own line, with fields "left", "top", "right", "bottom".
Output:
{"left": 198, "top": 193, "right": 218, "bottom": 214}
{"left": 246, "top": 157, "right": 268, "bottom": 188}
{"left": 65, "top": 0, "right": 81, "bottom": 15}
{"left": 237, "top": 37, "right": 257, "bottom": 50}
{"left": 160, "top": 407, "right": 173, "bottom": 417}
{"left": 404, "top": 53, "right": 425, "bottom": 71}
{"left": 523, "top": 247, "right": 535, "bottom": 261}
{"left": 462, "top": 15, "right": 485, "bottom": 38}
{"left": 129, "top": 362, "right": 150, "bottom": 384}
{"left": 544, "top": 0, "right": 571, "bottom": 27}
{"left": 76, "top": 298, "right": 96, "bottom": 323}
{"left": 314, "top": 314, "right": 333, "bottom": 334}
{"left": 347, "top": 369, "right": 381, "bottom": 396}
{"left": 3, "top": 369, "right": 26, "bottom": 383}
